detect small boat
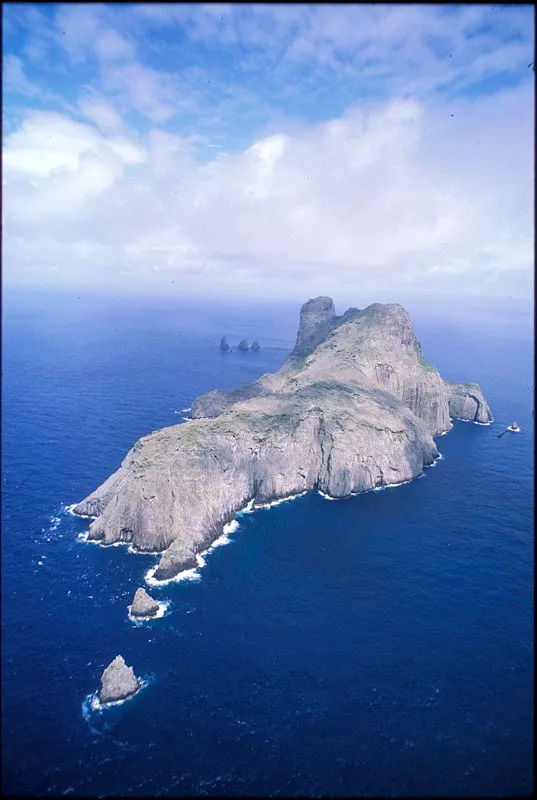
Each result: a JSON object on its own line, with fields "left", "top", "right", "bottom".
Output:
{"left": 498, "top": 421, "right": 521, "bottom": 438}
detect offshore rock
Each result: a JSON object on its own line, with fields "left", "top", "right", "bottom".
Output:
{"left": 130, "top": 587, "right": 160, "bottom": 618}
{"left": 446, "top": 381, "right": 492, "bottom": 423}
{"left": 99, "top": 655, "right": 140, "bottom": 704}
{"left": 219, "top": 336, "right": 229, "bottom": 352}
{"left": 238, "top": 340, "right": 249, "bottom": 351}
{"left": 251, "top": 341, "right": 260, "bottom": 351}
{"left": 75, "top": 297, "right": 491, "bottom": 581}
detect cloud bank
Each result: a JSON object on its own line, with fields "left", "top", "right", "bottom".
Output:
{"left": 2, "top": 3, "right": 534, "bottom": 307}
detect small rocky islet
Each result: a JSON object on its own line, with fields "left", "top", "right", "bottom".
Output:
{"left": 99, "top": 655, "right": 141, "bottom": 704}
{"left": 76, "top": 296, "right": 491, "bottom": 583}
{"left": 219, "top": 337, "right": 260, "bottom": 352}
{"left": 130, "top": 587, "right": 160, "bottom": 618}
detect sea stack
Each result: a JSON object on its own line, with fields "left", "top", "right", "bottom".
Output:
{"left": 251, "top": 341, "right": 260, "bottom": 351}
{"left": 99, "top": 655, "right": 140, "bottom": 704}
{"left": 130, "top": 587, "right": 160, "bottom": 618}
{"left": 219, "top": 336, "right": 229, "bottom": 351}
{"left": 238, "top": 339, "right": 249, "bottom": 351}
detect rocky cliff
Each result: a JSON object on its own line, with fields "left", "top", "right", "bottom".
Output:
{"left": 74, "top": 297, "right": 492, "bottom": 580}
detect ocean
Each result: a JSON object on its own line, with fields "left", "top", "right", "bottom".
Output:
{"left": 1, "top": 288, "right": 533, "bottom": 797}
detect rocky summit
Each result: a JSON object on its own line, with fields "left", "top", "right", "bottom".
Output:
{"left": 99, "top": 655, "right": 140, "bottom": 704}
{"left": 74, "top": 297, "right": 492, "bottom": 581}
{"left": 130, "top": 587, "right": 160, "bottom": 618}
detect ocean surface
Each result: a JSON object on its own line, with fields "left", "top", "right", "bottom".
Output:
{"left": 1, "top": 289, "right": 533, "bottom": 797}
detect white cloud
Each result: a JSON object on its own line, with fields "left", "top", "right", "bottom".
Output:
{"left": 77, "top": 91, "right": 126, "bottom": 135}
{"left": 2, "top": 4, "right": 533, "bottom": 307}
{"left": 102, "top": 62, "right": 178, "bottom": 123}
{"left": 3, "top": 86, "right": 533, "bottom": 304}
{"left": 3, "top": 110, "right": 144, "bottom": 179}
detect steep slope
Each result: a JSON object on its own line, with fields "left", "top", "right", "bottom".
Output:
{"left": 74, "top": 297, "right": 491, "bottom": 580}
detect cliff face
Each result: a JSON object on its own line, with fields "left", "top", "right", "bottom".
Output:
{"left": 74, "top": 297, "right": 492, "bottom": 580}
{"left": 445, "top": 381, "right": 493, "bottom": 424}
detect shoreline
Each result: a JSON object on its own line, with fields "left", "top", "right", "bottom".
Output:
{"left": 127, "top": 600, "right": 170, "bottom": 624}
{"left": 74, "top": 417, "right": 483, "bottom": 583}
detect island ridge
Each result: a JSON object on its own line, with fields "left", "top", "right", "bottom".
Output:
{"left": 74, "top": 297, "right": 491, "bottom": 580}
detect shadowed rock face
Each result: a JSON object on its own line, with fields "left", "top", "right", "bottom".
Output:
{"left": 130, "top": 587, "right": 160, "bottom": 617}
{"left": 251, "top": 341, "right": 260, "bottom": 351}
{"left": 75, "top": 297, "right": 492, "bottom": 580}
{"left": 219, "top": 336, "right": 229, "bottom": 351}
{"left": 446, "top": 381, "right": 492, "bottom": 424}
{"left": 238, "top": 340, "right": 249, "bottom": 351}
{"left": 99, "top": 655, "right": 140, "bottom": 703}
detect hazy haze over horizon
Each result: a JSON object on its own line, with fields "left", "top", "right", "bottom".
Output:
{"left": 2, "top": 3, "right": 534, "bottom": 311}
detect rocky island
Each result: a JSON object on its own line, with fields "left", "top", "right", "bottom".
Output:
{"left": 129, "top": 587, "right": 160, "bottom": 618}
{"left": 99, "top": 655, "right": 141, "bottom": 704}
{"left": 73, "top": 297, "right": 491, "bottom": 581}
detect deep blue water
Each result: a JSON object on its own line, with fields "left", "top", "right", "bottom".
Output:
{"left": 2, "top": 289, "right": 533, "bottom": 797}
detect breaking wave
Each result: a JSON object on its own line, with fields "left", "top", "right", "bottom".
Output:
{"left": 144, "top": 518, "right": 243, "bottom": 587}
{"left": 145, "top": 564, "right": 202, "bottom": 587}
{"left": 253, "top": 491, "right": 308, "bottom": 510}
{"left": 63, "top": 503, "right": 95, "bottom": 520}
{"left": 318, "top": 490, "right": 337, "bottom": 501}
{"left": 127, "top": 600, "right": 170, "bottom": 625}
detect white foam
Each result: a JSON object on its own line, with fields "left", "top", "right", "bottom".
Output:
{"left": 452, "top": 416, "right": 490, "bottom": 426}
{"left": 101, "top": 540, "right": 131, "bottom": 548}
{"left": 144, "top": 516, "right": 243, "bottom": 586}
{"left": 223, "top": 519, "right": 240, "bottom": 535}
{"left": 318, "top": 490, "right": 337, "bottom": 501}
{"left": 425, "top": 452, "right": 443, "bottom": 469}
{"left": 64, "top": 503, "right": 95, "bottom": 520}
{"left": 126, "top": 545, "right": 163, "bottom": 556}
{"left": 83, "top": 680, "right": 148, "bottom": 714}
{"left": 437, "top": 423, "right": 453, "bottom": 436}
{"left": 253, "top": 490, "right": 308, "bottom": 510}
{"left": 237, "top": 498, "right": 255, "bottom": 515}
{"left": 127, "top": 600, "right": 170, "bottom": 625}
{"left": 145, "top": 563, "right": 201, "bottom": 587}
{"left": 76, "top": 532, "right": 100, "bottom": 545}
{"left": 182, "top": 407, "right": 192, "bottom": 412}
{"left": 49, "top": 515, "right": 61, "bottom": 532}
{"left": 181, "top": 416, "right": 191, "bottom": 422}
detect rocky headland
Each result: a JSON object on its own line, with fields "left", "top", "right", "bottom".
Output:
{"left": 74, "top": 296, "right": 491, "bottom": 581}
{"left": 99, "top": 655, "right": 140, "bottom": 704}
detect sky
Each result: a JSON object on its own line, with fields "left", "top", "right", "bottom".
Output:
{"left": 2, "top": 3, "right": 535, "bottom": 310}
